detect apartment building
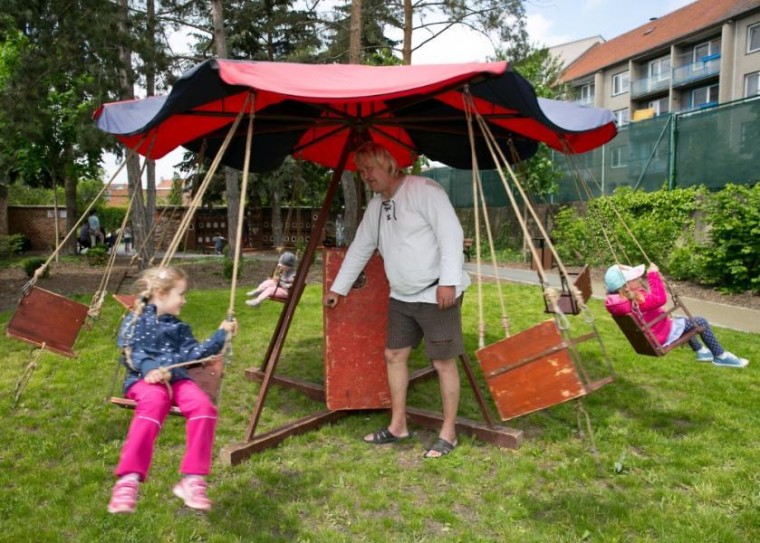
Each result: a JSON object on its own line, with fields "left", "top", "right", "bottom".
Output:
{"left": 561, "top": 0, "right": 760, "bottom": 124}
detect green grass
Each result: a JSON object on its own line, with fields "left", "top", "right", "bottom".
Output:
{"left": 1, "top": 281, "right": 758, "bottom": 542}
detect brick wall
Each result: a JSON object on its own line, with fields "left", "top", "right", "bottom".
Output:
{"left": 8, "top": 206, "right": 70, "bottom": 251}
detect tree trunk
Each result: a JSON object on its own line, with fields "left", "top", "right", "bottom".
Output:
{"left": 402, "top": 0, "right": 413, "bottom": 65}
{"left": 211, "top": 0, "right": 240, "bottom": 259}
{"left": 117, "top": 0, "right": 148, "bottom": 267}
{"left": 271, "top": 189, "right": 283, "bottom": 247}
{"left": 341, "top": 0, "right": 363, "bottom": 243}
{"left": 144, "top": 0, "right": 157, "bottom": 259}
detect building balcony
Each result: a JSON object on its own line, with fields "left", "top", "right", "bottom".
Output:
{"left": 672, "top": 54, "right": 720, "bottom": 87}
{"left": 631, "top": 74, "right": 671, "bottom": 99}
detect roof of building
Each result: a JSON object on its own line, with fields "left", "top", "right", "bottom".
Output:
{"left": 548, "top": 36, "right": 605, "bottom": 69}
{"left": 561, "top": 0, "right": 760, "bottom": 82}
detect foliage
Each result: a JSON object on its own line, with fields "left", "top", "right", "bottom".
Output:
{"left": 551, "top": 186, "right": 705, "bottom": 269}
{"left": 21, "top": 256, "right": 48, "bottom": 278}
{"left": 96, "top": 207, "right": 128, "bottom": 235}
{"left": 85, "top": 245, "right": 108, "bottom": 266}
{"left": 0, "top": 234, "right": 27, "bottom": 258}
{"left": 700, "top": 183, "right": 760, "bottom": 293}
{"left": 221, "top": 255, "right": 242, "bottom": 280}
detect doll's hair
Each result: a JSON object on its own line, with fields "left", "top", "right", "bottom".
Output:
{"left": 133, "top": 266, "right": 187, "bottom": 303}
{"left": 354, "top": 142, "right": 403, "bottom": 178}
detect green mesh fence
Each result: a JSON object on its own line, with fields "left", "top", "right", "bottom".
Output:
{"left": 426, "top": 96, "right": 760, "bottom": 207}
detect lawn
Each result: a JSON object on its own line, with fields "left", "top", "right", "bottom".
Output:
{"left": 1, "top": 280, "right": 758, "bottom": 542}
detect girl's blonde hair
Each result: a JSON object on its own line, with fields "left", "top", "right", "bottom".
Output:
{"left": 618, "top": 284, "right": 645, "bottom": 305}
{"left": 354, "top": 142, "right": 403, "bottom": 178}
{"left": 133, "top": 266, "right": 187, "bottom": 303}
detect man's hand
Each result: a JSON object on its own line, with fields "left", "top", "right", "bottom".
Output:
{"left": 323, "top": 291, "right": 341, "bottom": 309}
{"left": 436, "top": 285, "right": 456, "bottom": 310}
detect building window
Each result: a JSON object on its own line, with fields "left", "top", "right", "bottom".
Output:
{"left": 748, "top": 23, "right": 760, "bottom": 53}
{"left": 690, "top": 84, "right": 719, "bottom": 109}
{"left": 579, "top": 83, "right": 595, "bottom": 104}
{"left": 610, "top": 147, "right": 625, "bottom": 168}
{"left": 648, "top": 97, "right": 669, "bottom": 115}
{"left": 613, "top": 107, "right": 630, "bottom": 126}
{"left": 745, "top": 72, "right": 760, "bottom": 97}
{"left": 693, "top": 39, "right": 721, "bottom": 61}
{"left": 648, "top": 57, "right": 671, "bottom": 82}
{"left": 612, "top": 70, "right": 630, "bottom": 96}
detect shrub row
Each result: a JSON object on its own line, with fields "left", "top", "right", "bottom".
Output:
{"left": 550, "top": 183, "right": 760, "bottom": 294}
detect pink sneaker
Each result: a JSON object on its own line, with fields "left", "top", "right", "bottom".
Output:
{"left": 108, "top": 474, "right": 139, "bottom": 514}
{"left": 173, "top": 476, "right": 212, "bottom": 511}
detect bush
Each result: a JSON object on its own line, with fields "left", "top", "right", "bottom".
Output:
{"left": 0, "top": 234, "right": 27, "bottom": 259}
{"left": 551, "top": 186, "right": 704, "bottom": 270}
{"left": 22, "top": 257, "right": 49, "bottom": 278}
{"left": 700, "top": 183, "right": 760, "bottom": 293}
{"left": 221, "top": 256, "right": 242, "bottom": 279}
{"left": 85, "top": 245, "right": 109, "bottom": 266}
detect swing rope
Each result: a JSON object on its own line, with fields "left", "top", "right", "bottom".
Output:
{"left": 462, "top": 90, "right": 511, "bottom": 347}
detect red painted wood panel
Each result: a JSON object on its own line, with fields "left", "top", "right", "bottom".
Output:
{"left": 323, "top": 249, "right": 391, "bottom": 410}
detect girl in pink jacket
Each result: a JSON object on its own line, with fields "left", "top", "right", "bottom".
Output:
{"left": 604, "top": 263, "right": 748, "bottom": 368}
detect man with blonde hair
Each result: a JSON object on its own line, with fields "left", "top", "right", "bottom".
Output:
{"left": 323, "top": 141, "right": 470, "bottom": 458}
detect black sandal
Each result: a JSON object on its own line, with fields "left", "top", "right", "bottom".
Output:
{"left": 423, "top": 437, "right": 457, "bottom": 458}
{"left": 363, "top": 427, "right": 410, "bottom": 445}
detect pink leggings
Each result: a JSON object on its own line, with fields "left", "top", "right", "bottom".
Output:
{"left": 251, "top": 278, "right": 289, "bottom": 303}
{"left": 114, "top": 379, "right": 217, "bottom": 481}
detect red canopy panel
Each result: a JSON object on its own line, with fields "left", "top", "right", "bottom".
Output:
{"left": 94, "top": 59, "right": 617, "bottom": 172}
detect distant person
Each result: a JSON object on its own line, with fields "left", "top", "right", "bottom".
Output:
{"left": 123, "top": 226, "right": 133, "bottom": 255}
{"left": 604, "top": 263, "right": 749, "bottom": 368}
{"left": 212, "top": 235, "right": 225, "bottom": 255}
{"left": 87, "top": 210, "right": 101, "bottom": 247}
{"left": 245, "top": 251, "right": 297, "bottom": 308}
{"left": 78, "top": 223, "right": 92, "bottom": 254}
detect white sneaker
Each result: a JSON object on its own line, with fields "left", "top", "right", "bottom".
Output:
{"left": 245, "top": 299, "right": 260, "bottom": 308}
{"left": 246, "top": 289, "right": 261, "bottom": 297}
{"left": 713, "top": 352, "right": 749, "bottom": 368}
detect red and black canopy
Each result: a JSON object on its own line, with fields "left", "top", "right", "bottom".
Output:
{"left": 94, "top": 59, "right": 617, "bottom": 172}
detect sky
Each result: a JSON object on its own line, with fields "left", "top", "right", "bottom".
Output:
{"left": 103, "top": 0, "right": 696, "bottom": 182}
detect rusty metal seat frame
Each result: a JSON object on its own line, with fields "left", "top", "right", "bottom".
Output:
{"left": 611, "top": 300, "right": 704, "bottom": 357}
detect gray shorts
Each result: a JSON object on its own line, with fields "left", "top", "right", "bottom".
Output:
{"left": 386, "top": 297, "right": 464, "bottom": 361}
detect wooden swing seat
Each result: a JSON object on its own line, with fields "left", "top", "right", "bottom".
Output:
{"left": 611, "top": 308, "right": 704, "bottom": 357}
{"left": 544, "top": 265, "right": 592, "bottom": 316}
{"left": 110, "top": 355, "right": 224, "bottom": 415}
{"left": 113, "top": 294, "right": 138, "bottom": 310}
{"left": 6, "top": 286, "right": 89, "bottom": 358}
{"left": 477, "top": 319, "right": 612, "bottom": 421}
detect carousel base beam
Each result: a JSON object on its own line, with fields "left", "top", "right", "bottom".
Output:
{"left": 406, "top": 407, "right": 522, "bottom": 449}
{"left": 244, "top": 368, "right": 326, "bottom": 402}
{"left": 220, "top": 409, "right": 349, "bottom": 466}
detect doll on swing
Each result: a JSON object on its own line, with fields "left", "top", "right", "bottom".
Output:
{"left": 245, "top": 251, "right": 297, "bottom": 308}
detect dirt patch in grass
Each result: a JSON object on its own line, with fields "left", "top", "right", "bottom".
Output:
{"left": 0, "top": 251, "right": 324, "bottom": 314}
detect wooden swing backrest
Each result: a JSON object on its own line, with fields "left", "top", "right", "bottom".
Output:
{"left": 544, "top": 265, "right": 592, "bottom": 315}
{"left": 6, "top": 286, "right": 89, "bottom": 358}
{"left": 476, "top": 319, "right": 613, "bottom": 421}
{"left": 110, "top": 354, "right": 224, "bottom": 415}
{"left": 611, "top": 303, "right": 704, "bottom": 357}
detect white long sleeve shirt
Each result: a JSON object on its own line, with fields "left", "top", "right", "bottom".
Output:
{"left": 330, "top": 175, "right": 470, "bottom": 303}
